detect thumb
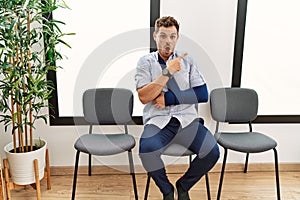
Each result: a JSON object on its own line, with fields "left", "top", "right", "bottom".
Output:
{"left": 177, "top": 52, "right": 188, "bottom": 60}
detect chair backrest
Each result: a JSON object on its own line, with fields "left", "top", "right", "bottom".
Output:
{"left": 83, "top": 88, "right": 133, "bottom": 125}
{"left": 210, "top": 87, "right": 258, "bottom": 123}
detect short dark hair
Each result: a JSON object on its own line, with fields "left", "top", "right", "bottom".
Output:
{"left": 154, "top": 16, "right": 180, "bottom": 33}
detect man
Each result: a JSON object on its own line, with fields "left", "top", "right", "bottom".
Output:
{"left": 135, "top": 16, "right": 219, "bottom": 200}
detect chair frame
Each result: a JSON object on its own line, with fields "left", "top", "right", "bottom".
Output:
{"left": 71, "top": 88, "right": 138, "bottom": 200}
{"left": 215, "top": 121, "right": 281, "bottom": 200}
{"left": 71, "top": 124, "right": 138, "bottom": 200}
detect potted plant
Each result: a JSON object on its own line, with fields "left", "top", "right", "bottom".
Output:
{"left": 0, "top": 0, "right": 72, "bottom": 185}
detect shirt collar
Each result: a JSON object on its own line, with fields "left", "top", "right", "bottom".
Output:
{"left": 156, "top": 51, "right": 177, "bottom": 66}
{"left": 157, "top": 53, "right": 166, "bottom": 66}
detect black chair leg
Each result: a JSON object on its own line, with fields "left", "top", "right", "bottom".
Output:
{"left": 144, "top": 173, "right": 151, "bottom": 200}
{"left": 88, "top": 154, "right": 92, "bottom": 176}
{"left": 244, "top": 153, "right": 249, "bottom": 173}
{"left": 128, "top": 150, "right": 139, "bottom": 200}
{"left": 205, "top": 173, "right": 211, "bottom": 200}
{"left": 217, "top": 148, "right": 228, "bottom": 200}
{"left": 72, "top": 151, "right": 80, "bottom": 200}
{"left": 273, "top": 148, "right": 281, "bottom": 200}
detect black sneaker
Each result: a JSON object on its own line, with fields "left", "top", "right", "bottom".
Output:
{"left": 176, "top": 181, "right": 190, "bottom": 200}
{"left": 163, "top": 185, "right": 174, "bottom": 200}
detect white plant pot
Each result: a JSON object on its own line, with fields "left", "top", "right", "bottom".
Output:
{"left": 4, "top": 138, "right": 47, "bottom": 185}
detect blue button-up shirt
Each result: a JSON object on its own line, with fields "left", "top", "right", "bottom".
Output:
{"left": 135, "top": 51, "right": 206, "bottom": 129}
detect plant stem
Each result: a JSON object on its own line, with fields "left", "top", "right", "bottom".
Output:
{"left": 17, "top": 104, "right": 24, "bottom": 153}
{"left": 27, "top": 9, "right": 33, "bottom": 151}
{"left": 14, "top": 18, "right": 24, "bottom": 153}
{"left": 9, "top": 56, "right": 17, "bottom": 153}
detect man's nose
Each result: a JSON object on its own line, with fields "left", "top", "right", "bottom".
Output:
{"left": 165, "top": 37, "right": 171, "bottom": 43}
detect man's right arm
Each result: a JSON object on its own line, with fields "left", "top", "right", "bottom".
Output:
{"left": 137, "top": 75, "right": 169, "bottom": 104}
{"left": 137, "top": 53, "right": 187, "bottom": 104}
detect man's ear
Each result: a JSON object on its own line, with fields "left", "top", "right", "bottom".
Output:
{"left": 153, "top": 32, "right": 157, "bottom": 42}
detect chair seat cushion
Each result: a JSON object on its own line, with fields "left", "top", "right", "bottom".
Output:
{"left": 163, "top": 143, "right": 193, "bottom": 156}
{"left": 215, "top": 132, "right": 277, "bottom": 153}
{"left": 74, "top": 134, "right": 136, "bottom": 155}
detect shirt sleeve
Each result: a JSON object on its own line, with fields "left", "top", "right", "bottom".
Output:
{"left": 135, "top": 56, "right": 152, "bottom": 89}
{"left": 164, "top": 84, "right": 208, "bottom": 106}
{"left": 189, "top": 57, "right": 206, "bottom": 87}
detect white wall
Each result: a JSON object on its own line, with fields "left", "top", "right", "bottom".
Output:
{"left": 1, "top": 0, "right": 300, "bottom": 169}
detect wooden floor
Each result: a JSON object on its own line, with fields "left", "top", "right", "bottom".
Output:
{"left": 5, "top": 171, "right": 300, "bottom": 200}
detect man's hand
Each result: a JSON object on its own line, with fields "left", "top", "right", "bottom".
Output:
{"left": 167, "top": 53, "right": 188, "bottom": 75}
{"left": 153, "top": 93, "right": 165, "bottom": 110}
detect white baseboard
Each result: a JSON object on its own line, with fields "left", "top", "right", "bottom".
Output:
{"left": 50, "top": 163, "right": 300, "bottom": 176}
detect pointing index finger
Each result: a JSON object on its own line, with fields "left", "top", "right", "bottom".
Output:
{"left": 178, "top": 52, "right": 188, "bottom": 60}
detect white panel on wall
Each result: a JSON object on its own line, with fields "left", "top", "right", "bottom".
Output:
{"left": 241, "top": 0, "right": 300, "bottom": 115}
{"left": 53, "top": 0, "right": 149, "bottom": 117}
{"left": 161, "top": 0, "right": 238, "bottom": 89}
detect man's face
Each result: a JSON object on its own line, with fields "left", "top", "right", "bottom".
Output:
{"left": 153, "top": 26, "right": 179, "bottom": 61}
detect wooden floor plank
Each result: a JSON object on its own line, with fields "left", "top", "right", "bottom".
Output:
{"left": 5, "top": 171, "right": 300, "bottom": 199}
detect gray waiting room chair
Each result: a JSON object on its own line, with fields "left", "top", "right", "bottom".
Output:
{"left": 144, "top": 118, "right": 211, "bottom": 200}
{"left": 210, "top": 87, "right": 280, "bottom": 200}
{"left": 71, "top": 88, "right": 138, "bottom": 200}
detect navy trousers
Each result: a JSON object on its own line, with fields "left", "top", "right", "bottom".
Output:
{"left": 139, "top": 117, "right": 219, "bottom": 194}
